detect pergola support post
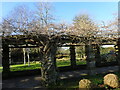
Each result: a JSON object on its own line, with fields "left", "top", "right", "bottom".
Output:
{"left": 53, "top": 55, "right": 57, "bottom": 70}
{"left": 40, "top": 43, "right": 58, "bottom": 87}
{"left": 95, "top": 44, "right": 101, "bottom": 66}
{"left": 2, "top": 43, "right": 10, "bottom": 74}
{"left": 70, "top": 45, "right": 76, "bottom": 68}
{"left": 85, "top": 43, "right": 96, "bottom": 75}
{"left": 117, "top": 38, "right": 120, "bottom": 72}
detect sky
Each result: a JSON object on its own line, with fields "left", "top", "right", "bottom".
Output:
{"left": 1, "top": 2, "right": 118, "bottom": 24}
{"left": 1, "top": 1, "right": 118, "bottom": 48}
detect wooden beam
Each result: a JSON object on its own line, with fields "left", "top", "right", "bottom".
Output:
{"left": 9, "top": 45, "right": 39, "bottom": 48}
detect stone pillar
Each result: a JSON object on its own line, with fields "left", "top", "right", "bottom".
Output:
{"left": 95, "top": 44, "right": 101, "bottom": 66}
{"left": 85, "top": 43, "right": 96, "bottom": 75}
{"left": 70, "top": 45, "right": 76, "bottom": 68}
{"left": 40, "top": 43, "right": 58, "bottom": 87}
{"left": 2, "top": 43, "right": 10, "bottom": 73}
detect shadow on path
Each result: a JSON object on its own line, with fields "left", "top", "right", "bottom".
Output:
{"left": 2, "top": 65, "right": 119, "bottom": 88}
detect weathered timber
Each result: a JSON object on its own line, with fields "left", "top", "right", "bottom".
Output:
{"left": 85, "top": 42, "right": 96, "bottom": 75}
{"left": 117, "top": 38, "right": 120, "bottom": 72}
{"left": 40, "top": 42, "right": 58, "bottom": 87}
{"left": 2, "top": 43, "right": 10, "bottom": 73}
{"left": 70, "top": 45, "right": 76, "bottom": 68}
{"left": 95, "top": 44, "right": 101, "bottom": 66}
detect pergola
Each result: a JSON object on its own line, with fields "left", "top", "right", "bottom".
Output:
{"left": 1, "top": 34, "right": 120, "bottom": 86}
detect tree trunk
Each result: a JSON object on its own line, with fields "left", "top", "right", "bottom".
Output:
{"left": 25, "top": 48, "right": 30, "bottom": 66}
{"left": 23, "top": 48, "right": 26, "bottom": 65}
{"left": 27, "top": 51, "right": 30, "bottom": 66}
{"left": 2, "top": 43, "right": 10, "bottom": 73}
{"left": 9, "top": 48, "right": 12, "bottom": 64}
{"left": 70, "top": 45, "right": 76, "bottom": 68}
{"left": 40, "top": 42, "right": 58, "bottom": 87}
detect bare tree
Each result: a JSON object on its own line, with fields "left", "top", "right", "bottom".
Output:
{"left": 100, "top": 20, "right": 118, "bottom": 39}
{"left": 34, "top": 2, "right": 54, "bottom": 27}
{"left": 2, "top": 5, "right": 34, "bottom": 36}
{"left": 72, "top": 14, "right": 99, "bottom": 75}
{"left": 1, "top": 19, "right": 15, "bottom": 36}
{"left": 72, "top": 14, "right": 98, "bottom": 38}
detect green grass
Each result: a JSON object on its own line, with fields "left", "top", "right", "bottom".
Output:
{"left": 56, "top": 60, "right": 86, "bottom": 67}
{"left": 0, "top": 59, "right": 86, "bottom": 72}
{"left": 0, "top": 63, "right": 41, "bottom": 72}
{"left": 10, "top": 63, "right": 41, "bottom": 71}
{"left": 53, "top": 72, "right": 120, "bottom": 89}
{"left": 56, "top": 60, "right": 71, "bottom": 67}
{"left": 56, "top": 57, "right": 86, "bottom": 67}
{"left": 76, "top": 60, "right": 86, "bottom": 65}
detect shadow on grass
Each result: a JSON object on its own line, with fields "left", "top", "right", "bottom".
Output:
{"left": 53, "top": 72, "right": 120, "bottom": 88}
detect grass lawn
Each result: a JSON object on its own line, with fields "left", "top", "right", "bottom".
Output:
{"left": 56, "top": 57, "right": 86, "bottom": 67}
{"left": 10, "top": 63, "right": 41, "bottom": 71}
{"left": 0, "top": 59, "right": 86, "bottom": 72}
{"left": 56, "top": 60, "right": 86, "bottom": 67}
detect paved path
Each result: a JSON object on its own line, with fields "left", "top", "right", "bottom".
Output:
{"left": 2, "top": 66, "right": 119, "bottom": 89}
{"left": 59, "top": 66, "right": 119, "bottom": 79}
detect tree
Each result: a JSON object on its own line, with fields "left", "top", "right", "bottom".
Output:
{"left": 1, "top": 3, "right": 60, "bottom": 86}
{"left": 35, "top": 2, "right": 54, "bottom": 27}
{"left": 23, "top": 48, "right": 30, "bottom": 66}
{"left": 76, "top": 46, "right": 85, "bottom": 59}
{"left": 1, "top": 19, "right": 15, "bottom": 36}
{"left": 73, "top": 14, "right": 98, "bottom": 38}
{"left": 23, "top": 48, "right": 26, "bottom": 65}
{"left": 72, "top": 14, "right": 98, "bottom": 75}
{"left": 1, "top": 5, "right": 34, "bottom": 36}
{"left": 26, "top": 48, "right": 30, "bottom": 66}
{"left": 100, "top": 20, "right": 118, "bottom": 39}
{"left": 72, "top": 14, "right": 98, "bottom": 61}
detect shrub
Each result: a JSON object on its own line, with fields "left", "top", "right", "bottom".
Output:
{"left": 79, "top": 79, "right": 92, "bottom": 89}
{"left": 104, "top": 73, "right": 119, "bottom": 88}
